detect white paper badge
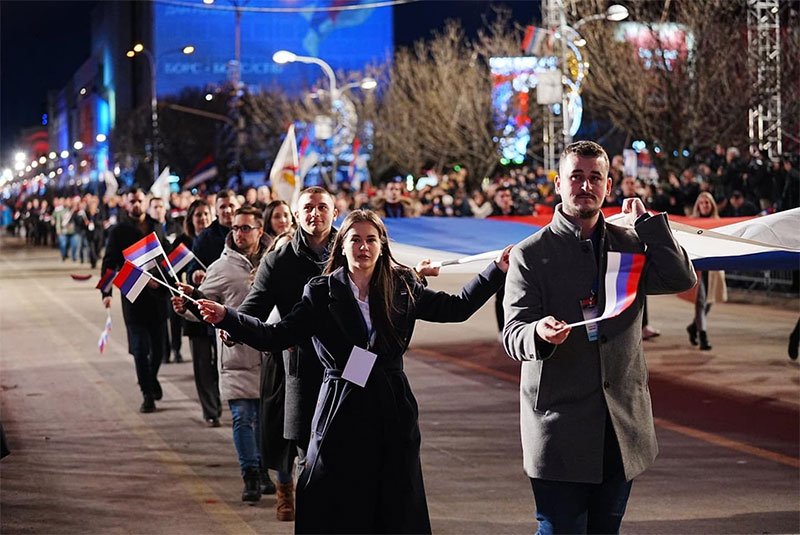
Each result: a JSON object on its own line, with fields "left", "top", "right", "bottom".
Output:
{"left": 342, "top": 346, "right": 378, "bottom": 387}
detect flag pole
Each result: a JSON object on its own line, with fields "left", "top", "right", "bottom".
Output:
{"left": 140, "top": 269, "right": 200, "bottom": 305}
{"left": 154, "top": 234, "right": 180, "bottom": 282}
{"left": 430, "top": 249, "right": 502, "bottom": 269}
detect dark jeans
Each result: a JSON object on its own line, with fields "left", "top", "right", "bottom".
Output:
{"left": 167, "top": 307, "right": 183, "bottom": 359}
{"left": 531, "top": 419, "right": 632, "bottom": 534}
{"left": 188, "top": 334, "right": 221, "bottom": 420}
{"left": 125, "top": 321, "right": 167, "bottom": 397}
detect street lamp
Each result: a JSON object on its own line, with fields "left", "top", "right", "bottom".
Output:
{"left": 272, "top": 50, "right": 338, "bottom": 105}
{"left": 127, "top": 43, "right": 195, "bottom": 181}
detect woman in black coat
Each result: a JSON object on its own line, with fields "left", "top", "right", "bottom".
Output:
{"left": 199, "top": 209, "right": 510, "bottom": 534}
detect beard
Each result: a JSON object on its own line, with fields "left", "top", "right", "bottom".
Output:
{"left": 577, "top": 206, "right": 600, "bottom": 219}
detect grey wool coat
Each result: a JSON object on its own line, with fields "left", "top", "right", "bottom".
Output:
{"left": 503, "top": 206, "right": 696, "bottom": 484}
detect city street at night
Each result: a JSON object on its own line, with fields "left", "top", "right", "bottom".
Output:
{"left": 1, "top": 236, "right": 797, "bottom": 534}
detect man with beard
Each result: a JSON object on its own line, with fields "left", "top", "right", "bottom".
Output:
{"left": 101, "top": 188, "right": 170, "bottom": 413}
{"left": 502, "top": 141, "right": 696, "bottom": 534}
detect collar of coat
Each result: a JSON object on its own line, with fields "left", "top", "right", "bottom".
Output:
{"left": 550, "top": 203, "right": 608, "bottom": 242}
{"left": 292, "top": 226, "right": 338, "bottom": 265}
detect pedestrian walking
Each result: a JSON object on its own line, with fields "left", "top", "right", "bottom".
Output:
{"left": 502, "top": 141, "right": 696, "bottom": 535}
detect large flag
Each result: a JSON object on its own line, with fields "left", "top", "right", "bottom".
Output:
{"left": 123, "top": 232, "right": 165, "bottom": 268}
{"left": 270, "top": 124, "right": 301, "bottom": 206}
{"left": 183, "top": 155, "right": 218, "bottom": 190}
{"left": 96, "top": 268, "right": 116, "bottom": 293}
{"left": 150, "top": 166, "right": 172, "bottom": 200}
{"left": 112, "top": 261, "right": 151, "bottom": 303}
{"left": 161, "top": 243, "right": 195, "bottom": 273}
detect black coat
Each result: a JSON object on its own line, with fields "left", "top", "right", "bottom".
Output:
{"left": 237, "top": 229, "right": 335, "bottom": 449}
{"left": 219, "top": 263, "right": 505, "bottom": 534}
{"left": 100, "top": 214, "right": 170, "bottom": 325}
{"left": 187, "top": 219, "right": 230, "bottom": 282}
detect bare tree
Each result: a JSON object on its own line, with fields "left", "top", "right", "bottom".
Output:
{"left": 573, "top": 0, "right": 798, "bottom": 172}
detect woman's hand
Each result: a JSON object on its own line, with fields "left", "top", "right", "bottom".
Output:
{"left": 415, "top": 259, "right": 440, "bottom": 278}
{"left": 171, "top": 295, "right": 186, "bottom": 314}
{"left": 197, "top": 299, "right": 226, "bottom": 325}
{"left": 495, "top": 244, "right": 513, "bottom": 273}
{"left": 535, "top": 316, "right": 571, "bottom": 345}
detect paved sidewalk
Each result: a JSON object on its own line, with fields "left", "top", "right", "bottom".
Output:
{"left": 1, "top": 237, "right": 798, "bottom": 534}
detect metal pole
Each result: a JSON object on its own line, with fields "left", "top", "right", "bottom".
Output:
{"left": 143, "top": 49, "right": 159, "bottom": 182}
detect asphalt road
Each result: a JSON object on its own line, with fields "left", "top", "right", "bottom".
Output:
{"left": 1, "top": 236, "right": 798, "bottom": 534}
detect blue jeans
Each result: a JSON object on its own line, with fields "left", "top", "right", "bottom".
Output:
{"left": 531, "top": 419, "right": 632, "bottom": 534}
{"left": 228, "top": 399, "right": 261, "bottom": 475}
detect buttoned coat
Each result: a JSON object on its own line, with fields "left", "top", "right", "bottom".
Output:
{"left": 503, "top": 207, "right": 696, "bottom": 484}
{"left": 219, "top": 263, "right": 505, "bottom": 534}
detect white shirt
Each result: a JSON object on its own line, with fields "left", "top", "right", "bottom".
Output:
{"left": 347, "top": 273, "right": 373, "bottom": 337}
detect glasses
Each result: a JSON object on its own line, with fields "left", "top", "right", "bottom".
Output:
{"left": 232, "top": 224, "right": 261, "bottom": 233}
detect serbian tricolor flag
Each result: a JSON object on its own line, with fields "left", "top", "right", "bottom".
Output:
{"left": 567, "top": 251, "right": 646, "bottom": 328}
{"left": 96, "top": 268, "right": 116, "bottom": 293}
{"left": 161, "top": 243, "right": 194, "bottom": 273}
{"left": 123, "top": 232, "right": 165, "bottom": 267}
{"left": 112, "top": 261, "right": 151, "bottom": 303}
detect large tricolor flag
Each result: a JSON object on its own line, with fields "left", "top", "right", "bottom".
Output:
{"left": 96, "top": 268, "right": 116, "bottom": 293}
{"left": 112, "top": 261, "right": 151, "bottom": 303}
{"left": 567, "top": 252, "right": 646, "bottom": 328}
{"left": 123, "top": 232, "right": 165, "bottom": 268}
{"left": 161, "top": 243, "right": 195, "bottom": 273}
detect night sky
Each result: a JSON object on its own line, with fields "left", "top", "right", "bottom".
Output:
{"left": 0, "top": 0, "right": 538, "bottom": 160}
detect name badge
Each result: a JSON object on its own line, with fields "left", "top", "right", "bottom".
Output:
{"left": 342, "top": 346, "right": 378, "bottom": 387}
{"left": 580, "top": 294, "right": 599, "bottom": 342}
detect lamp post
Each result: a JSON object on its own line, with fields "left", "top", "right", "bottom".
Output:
{"left": 273, "top": 50, "right": 339, "bottom": 108}
{"left": 127, "top": 44, "right": 195, "bottom": 181}
{"left": 541, "top": 1, "right": 628, "bottom": 167}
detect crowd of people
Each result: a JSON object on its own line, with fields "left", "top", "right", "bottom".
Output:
{"left": 1, "top": 140, "right": 797, "bottom": 534}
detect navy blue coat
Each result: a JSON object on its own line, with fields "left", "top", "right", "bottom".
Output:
{"left": 218, "top": 263, "right": 505, "bottom": 534}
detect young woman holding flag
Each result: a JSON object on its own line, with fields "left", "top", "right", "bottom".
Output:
{"left": 197, "top": 209, "right": 511, "bottom": 534}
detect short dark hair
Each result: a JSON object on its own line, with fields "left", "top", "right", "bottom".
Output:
{"left": 217, "top": 189, "right": 236, "bottom": 201}
{"left": 234, "top": 205, "right": 263, "bottom": 221}
{"left": 560, "top": 141, "right": 610, "bottom": 172}
{"left": 148, "top": 196, "right": 164, "bottom": 207}
{"left": 299, "top": 186, "right": 332, "bottom": 199}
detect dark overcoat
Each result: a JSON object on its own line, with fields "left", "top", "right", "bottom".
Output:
{"left": 219, "top": 263, "right": 505, "bottom": 534}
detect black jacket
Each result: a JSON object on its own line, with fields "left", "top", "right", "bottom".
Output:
{"left": 101, "top": 214, "right": 169, "bottom": 324}
{"left": 219, "top": 263, "right": 505, "bottom": 534}
{"left": 187, "top": 219, "right": 230, "bottom": 282}
{"left": 236, "top": 229, "right": 336, "bottom": 448}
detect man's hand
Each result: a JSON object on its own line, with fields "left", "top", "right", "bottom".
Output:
{"left": 197, "top": 299, "right": 226, "bottom": 324}
{"left": 414, "top": 259, "right": 440, "bottom": 278}
{"left": 146, "top": 279, "right": 159, "bottom": 289}
{"left": 175, "top": 282, "right": 194, "bottom": 297}
{"left": 535, "top": 316, "right": 571, "bottom": 345}
{"left": 621, "top": 197, "right": 647, "bottom": 226}
{"left": 495, "top": 245, "right": 513, "bottom": 273}
{"left": 219, "top": 330, "right": 236, "bottom": 347}
{"left": 171, "top": 295, "right": 187, "bottom": 314}
{"left": 192, "top": 270, "right": 206, "bottom": 285}
{"left": 102, "top": 296, "right": 112, "bottom": 309}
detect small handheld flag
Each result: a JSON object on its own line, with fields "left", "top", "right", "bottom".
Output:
{"left": 123, "top": 232, "right": 165, "bottom": 268}
{"left": 112, "top": 261, "right": 151, "bottom": 303}
{"left": 96, "top": 268, "right": 116, "bottom": 293}
{"left": 161, "top": 243, "right": 196, "bottom": 273}
{"left": 98, "top": 312, "right": 112, "bottom": 353}
{"left": 567, "top": 252, "right": 646, "bottom": 328}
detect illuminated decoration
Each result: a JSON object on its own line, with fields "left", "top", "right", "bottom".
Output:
{"left": 153, "top": 1, "right": 392, "bottom": 96}
{"left": 490, "top": 56, "right": 578, "bottom": 163}
{"left": 614, "top": 22, "right": 693, "bottom": 71}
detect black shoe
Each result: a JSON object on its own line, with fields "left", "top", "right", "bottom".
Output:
{"left": 174, "top": 352, "right": 184, "bottom": 364}
{"left": 140, "top": 395, "right": 156, "bottom": 413}
{"left": 205, "top": 418, "right": 221, "bottom": 428}
{"left": 153, "top": 380, "right": 163, "bottom": 401}
{"left": 686, "top": 324, "right": 698, "bottom": 346}
{"left": 242, "top": 468, "right": 261, "bottom": 502}
{"left": 699, "top": 331, "right": 712, "bottom": 351}
{"left": 260, "top": 470, "right": 276, "bottom": 495}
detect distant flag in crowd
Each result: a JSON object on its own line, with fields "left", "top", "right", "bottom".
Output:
{"left": 123, "top": 232, "right": 165, "bottom": 268}
{"left": 112, "top": 261, "right": 151, "bottom": 303}
{"left": 96, "top": 268, "right": 116, "bottom": 293}
{"left": 521, "top": 25, "right": 549, "bottom": 56}
{"left": 150, "top": 166, "right": 172, "bottom": 200}
{"left": 567, "top": 251, "right": 646, "bottom": 328}
{"left": 270, "top": 124, "right": 301, "bottom": 207}
{"left": 161, "top": 243, "right": 196, "bottom": 273}
{"left": 183, "top": 155, "right": 219, "bottom": 190}
{"left": 97, "top": 312, "right": 112, "bottom": 354}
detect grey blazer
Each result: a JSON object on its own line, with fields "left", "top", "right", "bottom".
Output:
{"left": 503, "top": 207, "right": 696, "bottom": 484}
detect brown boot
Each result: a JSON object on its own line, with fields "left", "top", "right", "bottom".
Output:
{"left": 275, "top": 480, "right": 295, "bottom": 521}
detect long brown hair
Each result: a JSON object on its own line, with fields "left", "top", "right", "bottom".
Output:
{"left": 324, "top": 209, "right": 416, "bottom": 348}
{"left": 184, "top": 199, "right": 210, "bottom": 240}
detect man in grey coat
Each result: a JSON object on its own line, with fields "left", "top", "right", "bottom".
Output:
{"left": 503, "top": 141, "right": 696, "bottom": 534}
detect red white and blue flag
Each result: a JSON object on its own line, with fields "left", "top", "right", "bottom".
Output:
{"left": 96, "top": 268, "right": 116, "bottom": 293}
{"left": 112, "top": 261, "right": 151, "bottom": 303}
{"left": 97, "top": 313, "right": 112, "bottom": 353}
{"left": 601, "top": 252, "right": 646, "bottom": 318}
{"left": 161, "top": 243, "right": 195, "bottom": 273}
{"left": 123, "top": 232, "right": 165, "bottom": 268}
